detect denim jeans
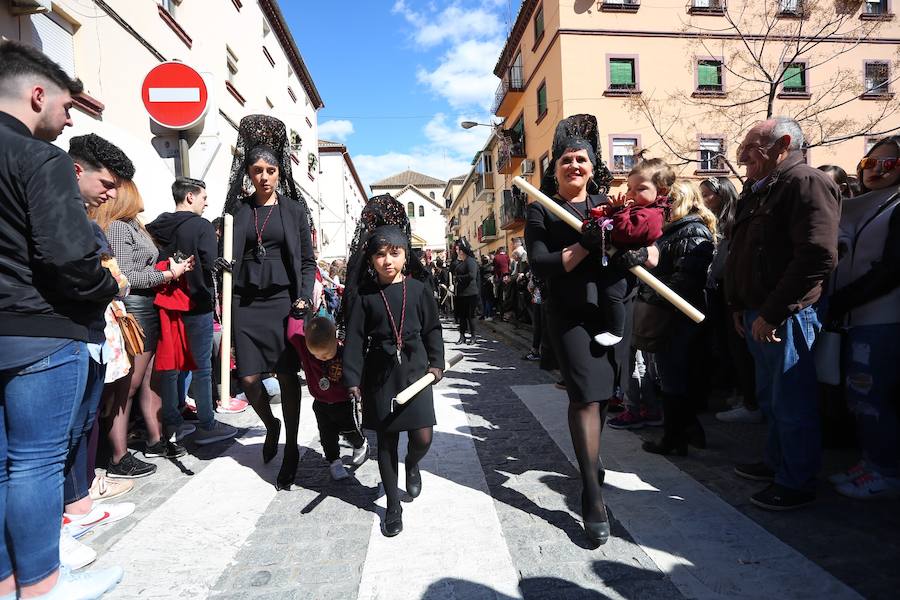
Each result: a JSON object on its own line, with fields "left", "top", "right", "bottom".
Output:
{"left": 744, "top": 307, "right": 822, "bottom": 491}
{"left": 0, "top": 341, "right": 86, "bottom": 584}
{"left": 845, "top": 323, "right": 900, "bottom": 478}
{"left": 159, "top": 312, "right": 215, "bottom": 430}
{"left": 63, "top": 358, "right": 107, "bottom": 505}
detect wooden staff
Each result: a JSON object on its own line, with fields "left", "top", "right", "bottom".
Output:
{"left": 512, "top": 176, "right": 705, "bottom": 323}
{"left": 393, "top": 352, "right": 464, "bottom": 406}
{"left": 219, "top": 214, "right": 235, "bottom": 401}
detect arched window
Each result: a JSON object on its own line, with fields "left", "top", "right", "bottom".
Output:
{"left": 429, "top": 191, "right": 435, "bottom": 199}
{"left": 418, "top": 205, "right": 425, "bottom": 217}
{"left": 407, "top": 202, "right": 415, "bottom": 218}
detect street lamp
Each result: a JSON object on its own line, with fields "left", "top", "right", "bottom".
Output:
{"left": 460, "top": 121, "right": 494, "bottom": 129}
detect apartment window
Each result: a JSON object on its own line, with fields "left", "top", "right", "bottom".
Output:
{"left": 407, "top": 202, "right": 415, "bottom": 218}
{"left": 419, "top": 206, "right": 425, "bottom": 217}
{"left": 430, "top": 191, "right": 436, "bottom": 199}
{"left": 536, "top": 81, "right": 548, "bottom": 119}
{"left": 778, "top": 0, "right": 803, "bottom": 14}
{"left": 689, "top": 0, "right": 725, "bottom": 11}
{"left": 539, "top": 153, "right": 551, "bottom": 178}
{"left": 698, "top": 138, "right": 725, "bottom": 172}
{"left": 265, "top": 97, "right": 274, "bottom": 109}
{"left": 533, "top": 6, "right": 545, "bottom": 43}
{"left": 608, "top": 58, "right": 637, "bottom": 91}
{"left": 601, "top": 0, "right": 641, "bottom": 11}
{"left": 30, "top": 13, "right": 75, "bottom": 78}
{"left": 511, "top": 52, "right": 524, "bottom": 88}
{"left": 864, "top": 61, "right": 890, "bottom": 95}
{"left": 226, "top": 46, "right": 239, "bottom": 84}
{"left": 158, "top": 0, "right": 176, "bottom": 15}
{"left": 782, "top": 62, "right": 807, "bottom": 93}
{"left": 612, "top": 137, "right": 638, "bottom": 172}
{"left": 697, "top": 60, "right": 723, "bottom": 92}
{"left": 864, "top": 0, "right": 889, "bottom": 15}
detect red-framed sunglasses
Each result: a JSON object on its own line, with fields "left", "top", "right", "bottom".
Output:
{"left": 858, "top": 156, "right": 900, "bottom": 171}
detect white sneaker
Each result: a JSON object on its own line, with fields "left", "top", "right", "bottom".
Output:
{"left": 828, "top": 460, "right": 868, "bottom": 485}
{"left": 59, "top": 530, "right": 96, "bottom": 570}
{"left": 263, "top": 376, "right": 281, "bottom": 397}
{"left": 330, "top": 459, "right": 350, "bottom": 481}
{"left": 836, "top": 471, "right": 900, "bottom": 500}
{"left": 715, "top": 405, "right": 764, "bottom": 423}
{"left": 166, "top": 422, "right": 196, "bottom": 443}
{"left": 37, "top": 565, "right": 123, "bottom": 600}
{"left": 351, "top": 439, "right": 369, "bottom": 466}
{"left": 192, "top": 421, "right": 239, "bottom": 446}
{"left": 593, "top": 332, "right": 623, "bottom": 346}
{"left": 63, "top": 502, "right": 136, "bottom": 539}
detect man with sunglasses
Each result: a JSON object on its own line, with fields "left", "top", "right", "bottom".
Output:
{"left": 725, "top": 117, "right": 841, "bottom": 511}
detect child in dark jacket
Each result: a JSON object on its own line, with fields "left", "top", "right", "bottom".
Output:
{"left": 585, "top": 158, "right": 675, "bottom": 346}
{"left": 289, "top": 316, "right": 368, "bottom": 480}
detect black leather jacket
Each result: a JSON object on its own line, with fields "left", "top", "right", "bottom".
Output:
{"left": 638, "top": 215, "right": 714, "bottom": 311}
{"left": 0, "top": 112, "right": 117, "bottom": 341}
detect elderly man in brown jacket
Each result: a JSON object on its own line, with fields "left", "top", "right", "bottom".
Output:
{"left": 725, "top": 117, "right": 840, "bottom": 511}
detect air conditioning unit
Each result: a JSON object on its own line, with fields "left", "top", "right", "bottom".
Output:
{"left": 10, "top": 0, "right": 51, "bottom": 15}
{"left": 520, "top": 159, "right": 535, "bottom": 176}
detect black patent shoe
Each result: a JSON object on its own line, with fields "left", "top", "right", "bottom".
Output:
{"left": 382, "top": 507, "right": 403, "bottom": 537}
{"left": 456, "top": 335, "right": 466, "bottom": 344}
{"left": 263, "top": 419, "right": 281, "bottom": 464}
{"left": 275, "top": 446, "right": 298, "bottom": 491}
{"left": 642, "top": 438, "right": 688, "bottom": 456}
{"left": 406, "top": 464, "right": 422, "bottom": 499}
{"left": 585, "top": 519, "right": 611, "bottom": 546}
{"left": 466, "top": 336, "right": 476, "bottom": 345}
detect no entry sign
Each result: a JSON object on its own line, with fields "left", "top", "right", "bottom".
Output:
{"left": 141, "top": 62, "right": 209, "bottom": 130}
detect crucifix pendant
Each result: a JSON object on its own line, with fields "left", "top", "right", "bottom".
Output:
{"left": 256, "top": 243, "right": 267, "bottom": 258}
{"left": 396, "top": 347, "right": 402, "bottom": 365}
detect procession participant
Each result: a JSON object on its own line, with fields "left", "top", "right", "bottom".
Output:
{"left": 219, "top": 115, "right": 317, "bottom": 491}
{"left": 525, "top": 114, "right": 651, "bottom": 546}
{"left": 453, "top": 238, "right": 479, "bottom": 344}
{"left": 342, "top": 195, "right": 445, "bottom": 537}
{"left": 289, "top": 316, "right": 369, "bottom": 481}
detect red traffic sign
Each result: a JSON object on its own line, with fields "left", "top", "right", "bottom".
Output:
{"left": 141, "top": 62, "right": 209, "bottom": 130}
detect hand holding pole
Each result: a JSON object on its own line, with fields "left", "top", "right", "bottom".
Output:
{"left": 393, "top": 353, "right": 464, "bottom": 406}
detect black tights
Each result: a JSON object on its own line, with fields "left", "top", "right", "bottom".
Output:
{"left": 457, "top": 295, "right": 477, "bottom": 338}
{"left": 568, "top": 401, "right": 608, "bottom": 523}
{"left": 241, "top": 372, "right": 301, "bottom": 467}
{"left": 376, "top": 427, "right": 433, "bottom": 511}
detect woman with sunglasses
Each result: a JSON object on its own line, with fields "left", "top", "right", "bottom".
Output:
{"left": 827, "top": 136, "right": 900, "bottom": 500}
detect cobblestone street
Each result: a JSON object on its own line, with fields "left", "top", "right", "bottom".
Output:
{"left": 83, "top": 321, "right": 897, "bottom": 600}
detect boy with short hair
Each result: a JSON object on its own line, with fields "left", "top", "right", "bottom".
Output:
{"left": 290, "top": 316, "right": 368, "bottom": 480}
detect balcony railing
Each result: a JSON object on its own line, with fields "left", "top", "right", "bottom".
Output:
{"left": 474, "top": 172, "right": 495, "bottom": 198}
{"left": 497, "top": 130, "right": 526, "bottom": 175}
{"left": 687, "top": 0, "right": 725, "bottom": 14}
{"left": 493, "top": 65, "right": 525, "bottom": 115}
{"left": 500, "top": 189, "right": 527, "bottom": 230}
{"left": 601, "top": 0, "right": 640, "bottom": 12}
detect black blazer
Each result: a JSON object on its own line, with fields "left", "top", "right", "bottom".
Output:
{"left": 229, "top": 193, "right": 316, "bottom": 303}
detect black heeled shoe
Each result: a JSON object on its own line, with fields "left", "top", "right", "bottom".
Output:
{"left": 581, "top": 491, "right": 610, "bottom": 546}
{"left": 466, "top": 336, "right": 475, "bottom": 345}
{"left": 263, "top": 419, "right": 281, "bottom": 464}
{"left": 642, "top": 438, "right": 688, "bottom": 456}
{"left": 275, "top": 446, "right": 298, "bottom": 491}
{"left": 382, "top": 507, "right": 403, "bottom": 537}
{"left": 406, "top": 464, "right": 422, "bottom": 499}
{"left": 457, "top": 334, "right": 466, "bottom": 344}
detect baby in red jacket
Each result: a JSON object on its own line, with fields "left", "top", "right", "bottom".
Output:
{"left": 588, "top": 158, "right": 674, "bottom": 346}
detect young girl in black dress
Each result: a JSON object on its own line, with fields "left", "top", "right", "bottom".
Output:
{"left": 342, "top": 198, "right": 445, "bottom": 537}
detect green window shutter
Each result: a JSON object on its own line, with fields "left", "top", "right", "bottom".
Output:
{"left": 698, "top": 62, "right": 720, "bottom": 86}
{"left": 783, "top": 64, "right": 804, "bottom": 89}
{"left": 610, "top": 60, "right": 634, "bottom": 86}
{"left": 537, "top": 85, "right": 547, "bottom": 114}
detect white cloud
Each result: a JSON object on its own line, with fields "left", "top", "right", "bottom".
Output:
{"left": 393, "top": 3, "right": 504, "bottom": 48}
{"left": 416, "top": 38, "right": 503, "bottom": 110}
{"left": 318, "top": 119, "right": 354, "bottom": 142}
{"left": 423, "top": 113, "right": 491, "bottom": 157}
{"left": 355, "top": 150, "right": 471, "bottom": 193}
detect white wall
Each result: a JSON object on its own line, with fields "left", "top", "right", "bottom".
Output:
{"left": 317, "top": 150, "right": 367, "bottom": 260}
{"left": 394, "top": 187, "right": 448, "bottom": 251}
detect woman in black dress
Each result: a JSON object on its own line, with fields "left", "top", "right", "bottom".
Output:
{"left": 453, "top": 238, "right": 479, "bottom": 344}
{"left": 525, "top": 115, "right": 654, "bottom": 545}
{"left": 342, "top": 197, "right": 445, "bottom": 537}
{"left": 222, "top": 115, "right": 316, "bottom": 490}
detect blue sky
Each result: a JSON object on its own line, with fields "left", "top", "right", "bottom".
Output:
{"left": 285, "top": 0, "right": 514, "bottom": 190}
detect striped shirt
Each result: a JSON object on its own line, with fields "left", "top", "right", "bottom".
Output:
{"left": 106, "top": 219, "right": 166, "bottom": 291}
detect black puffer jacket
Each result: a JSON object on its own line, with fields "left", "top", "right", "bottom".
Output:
{"left": 639, "top": 215, "right": 714, "bottom": 312}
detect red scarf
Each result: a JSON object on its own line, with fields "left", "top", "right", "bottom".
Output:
{"left": 153, "top": 261, "right": 197, "bottom": 371}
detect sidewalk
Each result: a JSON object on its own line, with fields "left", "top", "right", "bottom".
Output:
{"left": 480, "top": 317, "right": 900, "bottom": 600}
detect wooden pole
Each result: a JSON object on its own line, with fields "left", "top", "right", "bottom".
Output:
{"left": 511, "top": 176, "right": 705, "bottom": 324}
{"left": 393, "top": 353, "right": 464, "bottom": 406}
{"left": 219, "top": 214, "right": 234, "bottom": 401}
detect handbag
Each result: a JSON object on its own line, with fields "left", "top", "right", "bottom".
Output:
{"left": 111, "top": 302, "right": 145, "bottom": 357}
{"left": 632, "top": 300, "right": 676, "bottom": 353}
{"left": 814, "top": 329, "right": 843, "bottom": 386}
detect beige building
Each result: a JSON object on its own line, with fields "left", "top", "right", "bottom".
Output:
{"left": 452, "top": 0, "right": 900, "bottom": 243}
{"left": 370, "top": 170, "right": 449, "bottom": 258}
{"left": 317, "top": 139, "right": 367, "bottom": 261}
{"left": 1, "top": 0, "right": 325, "bottom": 245}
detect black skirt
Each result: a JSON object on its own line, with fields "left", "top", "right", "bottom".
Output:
{"left": 361, "top": 348, "right": 436, "bottom": 433}
{"left": 233, "top": 287, "right": 298, "bottom": 377}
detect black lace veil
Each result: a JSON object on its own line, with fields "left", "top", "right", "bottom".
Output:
{"left": 222, "top": 114, "right": 313, "bottom": 230}
{"left": 539, "top": 114, "right": 614, "bottom": 197}
{"left": 339, "top": 193, "right": 429, "bottom": 329}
